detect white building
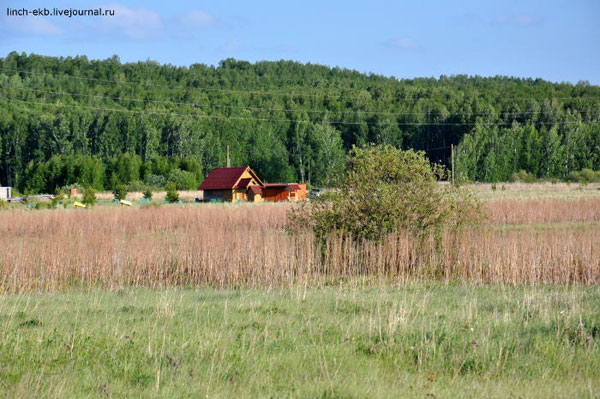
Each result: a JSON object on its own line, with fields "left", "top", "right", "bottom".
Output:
{"left": 0, "top": 187, "right": 11, "bottom": 201}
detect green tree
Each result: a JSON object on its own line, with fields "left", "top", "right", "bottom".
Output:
{"left": 82, "top": 186, "right": 97, "bottom": 206}
{"left": 292, "top": 145, "right": 481, "bottom": 241}
{"left": 540, "top": 126, "right": 564, "bottom": 178}
{"left": 165, "top": 182, "right": 179, "bottom": 203}
{"left": 143, "top": 187, "right": 153, "bottom": 201}
{"left": 307, "top": 123, "right": 345, "bottom": 186}
{"left": 113, "top": 184, "right": 127, "bottom": 201}
{"left": 2, "top": 53, "right": 600, "bottom": 190}
{"left": 167, "top": 169, "right": 197, "bottom": 190}
{"left": 520, "top": 125, "right": 542, "bottom": 176}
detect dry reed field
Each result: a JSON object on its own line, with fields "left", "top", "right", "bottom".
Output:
{"left": 93, "top": 190, "right": 201, "bottom": 201}
{"left": 468, "top": 182, "right": 600, "bottom": 200}
{"left": 484, "top": 197, "right": 600, "bottom": 225}
{"left": 1, "top": 197, "right": 599, "bottom": 293}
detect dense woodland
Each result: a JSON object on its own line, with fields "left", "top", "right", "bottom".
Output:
{"left": 0, "top": 52, "right": 599, "bottom": 193}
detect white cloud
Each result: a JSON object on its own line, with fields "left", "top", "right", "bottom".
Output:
{"left": 1, "top": 3, "right": 164, "bottom": 41}
{"left": 1, "top": 15, "right": 63, "bottom": 36}
{"left": 384, "top": 37, "right": 419, "bottom": 49}
{"left": 100, "top": 3, "right": 163, "bottom": 39}
{"left": 220, "top": 39, "right": 242, "bottom": 52}
{"left": 180, "top": 10, "right": 217, "bottom": 28}
{"left": 170, "top": 10, "right": 222, "bottom": 40}
{"left": 494, "top": 14, "right": 541, "bottom": 26}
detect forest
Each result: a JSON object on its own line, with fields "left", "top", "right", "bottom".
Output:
{"left": 0, "top": 52, "right": 599, "bottom": 193}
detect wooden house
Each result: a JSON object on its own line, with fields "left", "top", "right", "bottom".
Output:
{"left": 198, "top": 166, "right": 264, "bottom": 202}
{"left": 261, "top": 183, "right": 307, "bottom": 202}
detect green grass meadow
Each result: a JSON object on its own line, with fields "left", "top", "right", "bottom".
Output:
{"left": 1, "top": 284, "right": 599, "bottom": 398}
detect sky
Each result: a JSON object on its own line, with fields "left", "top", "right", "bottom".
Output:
{"left": 0, "top": 0, "right": 598, "bottom": 84}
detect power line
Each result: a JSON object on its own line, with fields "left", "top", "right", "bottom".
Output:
{"left": 0, "top": 85, "right": 423, "bottom": 116}
{"left": 2, "top": 86, "right": 599, "bottom": 121}
{"left": 0, "top": 67, "right": 386, "bottom": 99}
{"left": 3, "top": 96, "right": 598, "bottom": 128}
{"left": 2, "top": 66, "right": 600, "bottom": 101}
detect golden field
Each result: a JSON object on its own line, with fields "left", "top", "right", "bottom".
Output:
{"left": 1, "top": 191, "right": 599, "bottom": 292}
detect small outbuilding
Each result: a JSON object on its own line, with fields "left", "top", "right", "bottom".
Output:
{"left": 261, "top": 183, "right": 307, "bottom": 202}
{"left": 0, "top": 187, "right": 11, "bottom": 201}
{"left": 248, "top": 185, "right": 264, "bottom": 203}
{"left": 198, "top": 166, "right": 264, "bottom": 202}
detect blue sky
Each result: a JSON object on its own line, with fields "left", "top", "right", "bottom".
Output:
{"left": 1, "top": 0, "right": 598, "bottom": 84}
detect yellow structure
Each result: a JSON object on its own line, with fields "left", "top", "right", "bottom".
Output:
{"left": 198, "top": 166, "right": 264, "bottom": 202}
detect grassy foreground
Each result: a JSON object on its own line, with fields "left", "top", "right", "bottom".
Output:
{"left": 1, "top": 285, "right": 599, "bottom": 398}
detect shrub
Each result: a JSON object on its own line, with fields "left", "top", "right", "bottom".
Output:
{"left": 113, "top": 185, "right": 128, "bottom": 201}
{"left": 143, "top": 187, "right": 153, "bottom": 201}
{"left": 145, "top": 174, "right": 167, "bottom": 189}
{"left": 165, "top": 182, "right": 179, "bottom": 203}
{"left": 127, "top": 180, "right": 147, "bottom": 192}
{"left": 581, "top": 169, "right": 600, "bottom": 182}
{"left": 82, "top": 187, "right": 97, "bottom": 206}
{"left": 511, "top": 170, "right": 537, "bottom": 183}
{"left": 51, "top": 189, "right": 64, "bottom": 208}
{"left": 568, "top": 169, "right": 600, "bottom": 183}
{"left": 168, "top": 169, "right": 198, "bottom": 190}
{"left": 291, "top": 145, "right": 482, "bottom": 241}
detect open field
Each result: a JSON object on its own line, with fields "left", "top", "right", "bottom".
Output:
{"left": 1, "top": 196, "right": 599, "bottom": 292}
{"left": 484, "top": 197, "right": 600, "bottom": 225}
{"left": 1, "top": 185, "right": 599, "bottom": 398}
{"left": 466, "top": 182, "right": 600, "bottom": 200}
{"left": 93, "top": 190, "right": 202, "bottom": 201}
{"left": 91, "top": 182, "right": 600, "bottom": 202}
{"left": 1, "top": 285, "right": 598, "bottom": 398}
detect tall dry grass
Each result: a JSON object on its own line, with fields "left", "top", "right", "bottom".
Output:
{"left": 467, "top": 182, "right": 600, "bottom": 200}
{"left": 485, "top": 198, "right": 600, "bottom": 224}
{"left": 0, "top": 200, "right": 599, "bottom": 292}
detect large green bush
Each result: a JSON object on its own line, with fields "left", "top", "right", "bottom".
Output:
{"left": 144, "top": 174, "right": 167, "bottom": 189}
{"left": 292, "top": 145, "right": 481, "bottom": 241}
{"left": 168, "top": 169, "right": 199, "bottom": 190}
{"left": 568, "top": 169, "right": 600, "bottom": 183}
{"left": 168, "top": 169, "right": 198, "bottom": 190}
{"left": 511, "top": 170, "right": 538, "bottom": 183}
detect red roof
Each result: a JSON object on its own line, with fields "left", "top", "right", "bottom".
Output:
{"left": 250, "top": 186, "right": 262, "bottom": 195}
{"left": 263, "top": 183, "right": 290, "bottom": 189}
{"left": 198, "top": 167, "right": 248, "bottom": 190}
{"left": 263, "top": 183, "right": 304, "bottom": 190}
{"left": 237, "top": 178, "right": 252, "bottom": 189}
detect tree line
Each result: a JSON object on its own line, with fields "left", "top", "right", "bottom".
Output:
{"left": 0, "top": 52, "right": 599, "bottom": 193}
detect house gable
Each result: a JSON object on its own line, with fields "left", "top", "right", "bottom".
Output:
{"left": 198, "top": 166, "right": 264, "bottom": 191}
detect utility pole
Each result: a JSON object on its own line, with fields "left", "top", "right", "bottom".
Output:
{"left": 226, "top": 145, "right": 230, "bottom": 168}
{"left": 451, "top": 144, "right": 455, "bottom": 186}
